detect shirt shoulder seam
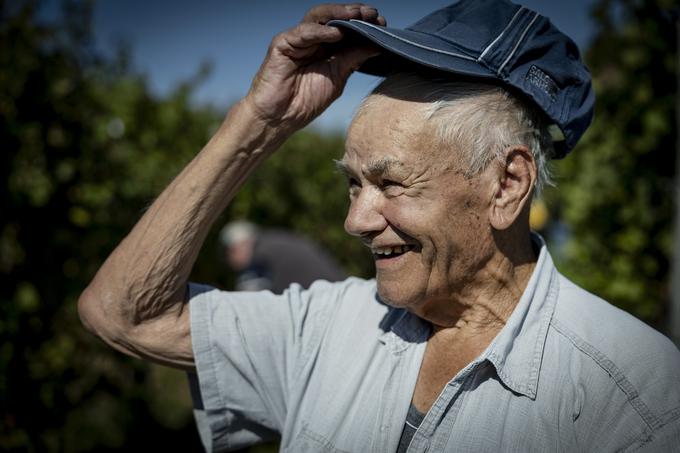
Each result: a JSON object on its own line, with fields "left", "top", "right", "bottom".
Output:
{"left": 621, "top": 406, "right": 680, "bottom": 451}
{"left": 550, "top": 317, "right": 661, "bottom": 431}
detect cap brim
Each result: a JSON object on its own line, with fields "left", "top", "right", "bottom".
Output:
{"left": 327, "top": 19, "right": 495, "bottom": 79}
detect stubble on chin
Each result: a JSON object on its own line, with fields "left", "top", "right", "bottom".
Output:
{"left": 375, "top": 277, "right": 418, "bottom": 310}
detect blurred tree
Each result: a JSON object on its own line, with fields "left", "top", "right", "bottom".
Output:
{"left": 0, "top": 1, "right": 369, "bottom": 451}
{"left": 0, "top": 1, "right": 215, "bottom": 450}
{"left": 548, "top": 0, "right": 677, "bottom": 324}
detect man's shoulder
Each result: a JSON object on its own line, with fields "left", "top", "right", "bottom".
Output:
{"left": 549, "top": 273, "right": 680, "bottom": 421}
{"left": 551, "top": 274, "right": 678, "bottom": 361}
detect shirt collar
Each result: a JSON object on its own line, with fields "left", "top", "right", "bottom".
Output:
{"left": 376, "top": 234, "right": 559, "bottom": 398}
{"left": 378, "top": 304, "right": 431, "bottom": 353}
{"left": 482, "top": 233, "right": 559, "bottom": 399}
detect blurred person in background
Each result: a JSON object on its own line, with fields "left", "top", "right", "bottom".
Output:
{"left": 78, "top": 1, "right": 680, "bottom": 451}
{"left": 220, "top": 221, "right": 346, "bottom": 292}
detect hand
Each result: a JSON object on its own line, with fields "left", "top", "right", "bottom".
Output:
{"left": 244, "top": 3, "right": 385, "bottom": 133}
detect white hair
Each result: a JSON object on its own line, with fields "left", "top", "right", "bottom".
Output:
{"left": 219, "top": 221, "right": 257, "bottom": 247}
{"left": 360, "top": 72, "right": 555, "bottom": 194}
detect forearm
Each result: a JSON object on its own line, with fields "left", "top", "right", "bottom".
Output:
{"left": 113, "top": 99, "right": 283, "bottom": 319}
{"left": 79, "top": 99, "right": 287, "bottom": 362}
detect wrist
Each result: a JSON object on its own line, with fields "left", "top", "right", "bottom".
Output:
{"left": 215, "top": 98, "right": 292, "bottom": 157}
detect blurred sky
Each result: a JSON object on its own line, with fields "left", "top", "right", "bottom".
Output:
{"left": 45, "top": 0, "right": 597, "bottom": 132}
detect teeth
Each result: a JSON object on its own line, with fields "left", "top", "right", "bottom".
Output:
{"left": 373, "top": 245, "right": 412, "bottom": 255}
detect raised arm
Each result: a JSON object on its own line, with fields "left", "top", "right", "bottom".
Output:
{"left": 78, "top": 4, "right": 384, "bottom": 370}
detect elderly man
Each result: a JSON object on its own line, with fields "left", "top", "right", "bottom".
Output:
{"left": 79, "top": 1, "right": 680, "bottom": 451}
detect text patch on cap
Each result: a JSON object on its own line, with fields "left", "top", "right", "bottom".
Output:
{"left": 526, "top": 65, "right": 558, "bottom": 103}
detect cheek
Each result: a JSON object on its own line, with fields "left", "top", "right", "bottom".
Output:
{"left": 429, "top": 201, "right": 488, "bottom": 268}
{"left": 380, "top": 199, "right": 422, "bottom": 232}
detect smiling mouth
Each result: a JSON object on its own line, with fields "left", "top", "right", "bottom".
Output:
{"left": 372, "top": 245, "right": 416, "bottom": 260}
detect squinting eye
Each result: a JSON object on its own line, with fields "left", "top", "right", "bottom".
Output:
{"left": 380, "top": 179, "right": 404, "bottom": 197}
{"left": 381, "top": 179, "right": 403, "bottom": 190}
{"left": 348, "top": 177, "right": 360, "bottom": 188}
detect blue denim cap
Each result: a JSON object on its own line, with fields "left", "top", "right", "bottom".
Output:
{"left": 327, "top": 0, "right": 595, "bottom": 158}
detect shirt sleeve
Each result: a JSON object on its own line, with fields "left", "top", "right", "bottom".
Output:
{"left": 186, "top": 280, "right": 337, "bottom": 452}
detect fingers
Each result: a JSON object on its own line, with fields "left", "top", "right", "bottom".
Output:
{"left": 285, "top": 22, "right": 344, "bottom": 49}
{"left": 272, "top": 22, "right": 344, "bottom": 62}
{"left": 279, "top": 3, "right": 385, "bottom": 57}
{"left": 333, "top": 45, "right": 381, "bottom": 80}
{"left": 303, "top": 3, "right": 384, "bottom": 25}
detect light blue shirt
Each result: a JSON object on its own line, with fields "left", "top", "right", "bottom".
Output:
{"left": 188, "top": 240, "right": 680, "bottom": 452}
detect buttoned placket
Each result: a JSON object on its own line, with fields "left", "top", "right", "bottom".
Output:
{"left": 376, "top": 311, "right": 430, "bottom": 453}
{"left": 405, "top": 359, "right": 490, "bottom": 453}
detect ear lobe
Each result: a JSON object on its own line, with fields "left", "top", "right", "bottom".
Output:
{"left": 489, "top": 146, "right": 537, "bottom": 230}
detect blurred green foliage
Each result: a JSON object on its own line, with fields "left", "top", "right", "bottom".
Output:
{"left": 0, "top": 1, "right": 216, "bottom": 451}
{"left": 548, "top": 0, "right": 677, "bottom": 324}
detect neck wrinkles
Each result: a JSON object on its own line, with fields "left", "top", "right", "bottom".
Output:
{"left": 416, "top": 242, "right": 537, "bottom": 337}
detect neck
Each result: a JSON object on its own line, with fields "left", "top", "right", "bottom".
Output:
{"left": 415, "top": 232, "right": 537, "bottom": 339}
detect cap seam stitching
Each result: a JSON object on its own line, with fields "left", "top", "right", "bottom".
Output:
{"left": 478, "top": 6, "right": 525, "bottom": 61}
{"left": 497, "top": 12, "right": 540, "bottom": 76}
{"left": 348, "top": 20, "right": 477, "bottom": 62}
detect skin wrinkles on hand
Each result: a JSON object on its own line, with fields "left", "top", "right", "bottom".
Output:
{"left": 247, "top": 5, "right": 385, "bottom": 130}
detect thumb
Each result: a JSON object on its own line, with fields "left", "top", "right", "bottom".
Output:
{"left": 334, "top": 46, "right": 382, "bottom": 80}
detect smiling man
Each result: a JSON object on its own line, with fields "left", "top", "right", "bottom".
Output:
{"left": 78, "top": 1, "right": 680, "bottom": 452}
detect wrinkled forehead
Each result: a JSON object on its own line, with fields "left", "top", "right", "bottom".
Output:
{"left": 355, "top": 91, "right": 430, "bottom": 120}
{"left": 345, "top": 94, "right": 458, "bottom": 167}
{"left": 347, "top": 95, "right": 427, "bottom": 147}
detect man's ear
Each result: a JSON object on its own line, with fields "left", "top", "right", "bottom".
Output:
{"left": 489, "top": 146, "right": 537, "bottom": 230}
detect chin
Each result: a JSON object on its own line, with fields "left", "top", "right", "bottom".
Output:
{"left": 375, "top": 280, "right": 420, "bottom": 309}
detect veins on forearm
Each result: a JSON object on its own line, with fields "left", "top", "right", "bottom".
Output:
{"left": 121, "top": 183, "right": 206, "bottom": 324}
{"left": 112, "top": 103, "right": 281, "bottom": 326}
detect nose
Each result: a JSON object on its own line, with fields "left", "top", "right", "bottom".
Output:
{"left": 344, "top": 187, "right": 388, "bottom": 238}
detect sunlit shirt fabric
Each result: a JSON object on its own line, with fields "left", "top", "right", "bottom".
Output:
{"left": 187, "top": 236, "right": 680, "bottom": 452}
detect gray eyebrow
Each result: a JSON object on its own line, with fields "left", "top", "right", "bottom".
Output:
{"left": 366, "top": 158, "right": 403, "bottom": 176}
{"left": 334, "top": 158, "right": 404, "bottom": 179}
{"left": 333, "top": 159, "right": 352, "bottom": 178}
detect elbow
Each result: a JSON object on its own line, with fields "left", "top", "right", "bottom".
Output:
{"left": 77, "top": 286, "right": 146, "bottom": 360}
{"left": 78, "top": 284, "right": 142, "bottom": 359}
{"left": 77, "top": 283, "right": 130, "bottom": 344}
{"left": 78, "top": 286, "right": 98, "bottom": 335}
{"left": 83, "top": 289, "right": 117, "bottom": 342}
